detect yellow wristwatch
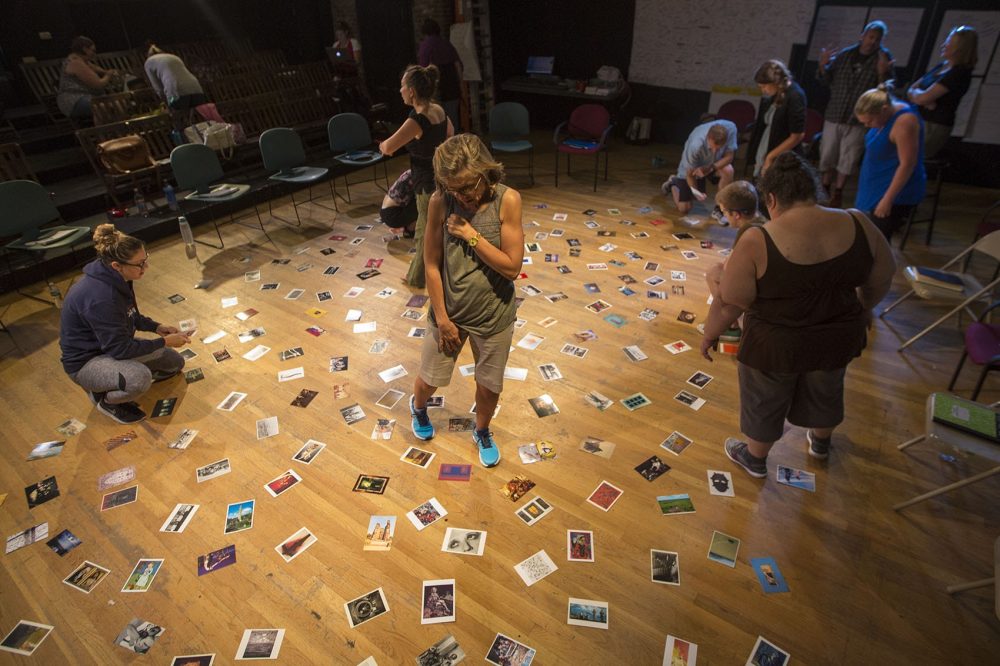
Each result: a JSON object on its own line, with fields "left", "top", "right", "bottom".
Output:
{"left": 468, "top": 232, "right": 481, "bottom": 247}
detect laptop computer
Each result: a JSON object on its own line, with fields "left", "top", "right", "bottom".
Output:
{"left": 526, "top": 56, "right": 556, "bottom": 78}
{"left": 326, "top": 47, "right": 353, "bottom": 64}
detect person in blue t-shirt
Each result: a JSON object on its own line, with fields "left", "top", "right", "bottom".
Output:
{"left": 661, "top": 120, "right": 737, "bottom": 215}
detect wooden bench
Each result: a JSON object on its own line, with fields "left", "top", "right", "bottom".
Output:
{"left": 76, "top": 114, "right": 175, "bottom": 205}
{"left": 19, "top": 49, "right": 145, "bottom": 123}
{"left": 91, "top": 89, "right": 166, "bottom": 126}
{"left": 206, "top": 72, "right": 279, "bottom": 102}
{"left": 0, "top": 143, "right": 38, "bottom": 183}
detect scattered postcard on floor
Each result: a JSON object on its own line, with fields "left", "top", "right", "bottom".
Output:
{"left": 442, "top": 528, "right": 487, "bottom": 556}
{"left": 567, "top": 530, "right": 595, "bottom": 562}
{"left": 275, "top": 527, "right": 317, "bottom": 563}
{"left": 160, "top": 503, "right": 199, "bottom": 533}
{"left": 407, "top": 497, "right": 448, "bottom": 531}
{"left": 745, "top": 636, "right": 790, "bottom": 666}
{"left": 121, "top": 558, "right": 164, "bottom": 593}
{"left": 293, "top": 440, "right": 325, "bottom": 464}
{"left": 0, "top": 620, "right": 55, "bottom": 656}
{"left": 567, "top": 597, "right": 608, "bottom": 629}
{"left": 514, "top": 549, "right": 558, "bottom": 586}
{"left": 708, "top": 530, "right": 740, "bottom": 568}
{"left": 421, "top": 579, "right": 456, "bottom": 624}
{"left": 485, "top": 633, "right": 535, "bottom": 666}
{"left": 235, "top": 628, "right": 284, "bottom": 660}
{"left": 776, "top": 465, "right": 816, "bottom": 492}
{"left": 515, "top": 496, "right": 553, "bottom": 526}
{"left": 708, "top": 470, "right": 735, "bottom": 497}
{"left": 344, "top": 589, "right": 389, "bottom": 629}
{"left": 587, "top": 481, "right": 623, "bottom": 512}
{"left": 663, "top": 635, "right": 698, "bottom": 666}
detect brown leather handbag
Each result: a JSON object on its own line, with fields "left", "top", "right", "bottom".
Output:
{"left": 97, "top": 135, "right": 155, "bottom": 174}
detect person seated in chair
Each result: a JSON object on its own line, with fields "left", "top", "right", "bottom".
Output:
{"left": 60, "top": 224, "right": 190, "bottom": 424}
{"left": 56, "top": 36, "right": 121, "bottom": 120}
{"left": 662, "top": 120, "right": 737, "bottom": 215}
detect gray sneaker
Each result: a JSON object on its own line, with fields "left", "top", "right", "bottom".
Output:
{"left": 725, "top": 438, "right": 767, "bottom": 478}
{"left": 807, "top": 430, "right": 831, "bottom": 459}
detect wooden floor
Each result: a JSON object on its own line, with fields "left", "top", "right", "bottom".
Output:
{"left": 1, "top": 137, "right": 998, "bottom": 664}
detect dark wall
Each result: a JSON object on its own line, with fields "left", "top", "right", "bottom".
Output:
{"left": 489, "top": 0, "right": 635, "bottom": 86}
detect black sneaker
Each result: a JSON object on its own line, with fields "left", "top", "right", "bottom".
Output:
{"left": 807, "top": 430, "right": 831, "bottom": 459}
{"left": 151, "top": 369, "right": 180, "bottom": 383}
{"left": 725, "top": 437, "right": 767, "bottom": 478}
{"left": 97, "top": 399, "right": 146, "bottom": 424}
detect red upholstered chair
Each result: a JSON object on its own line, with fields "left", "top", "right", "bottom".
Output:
{"left": 800, "top": 108, "right": 824, "bottom": 160}
{"left": 948, "top": 300, "right": 1000, "bottom": 400}
{"left": 553, "top": 104, "right": 613, "bottom": 191}
{"left": 714, "top": 99, "right": 756, "bottom": 134}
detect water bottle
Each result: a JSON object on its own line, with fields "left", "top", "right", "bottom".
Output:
{"left": 163, "top": 183, "right": 179, "bottom": 212}
{"left": 178, "top": 216, "right": 198, "bottom": 260}
{"left": 48, "top": 282, "right": 63, "bottom": 309}
{"left": 134, "top": 188, "right": 149, "bottom": 217}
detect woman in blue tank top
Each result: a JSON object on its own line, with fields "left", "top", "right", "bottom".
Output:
{"left": 854, "top": 84, "right": 926, "bottom": 239}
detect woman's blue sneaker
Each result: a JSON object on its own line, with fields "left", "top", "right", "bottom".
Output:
{"left": 410, "top": 396, "right": 434, "bottom": 440}
{"left": 472, "top": 429, "right": 501, "bottom": 467}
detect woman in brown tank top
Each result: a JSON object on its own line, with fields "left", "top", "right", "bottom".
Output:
{"left": 701, "top": 152, "right": 895, "bottom": 479}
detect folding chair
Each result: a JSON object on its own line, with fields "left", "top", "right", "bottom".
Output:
{"left": 489, "top": 102, "right": 533, "bottom": 186}
{"left": 0, "top": 180, "right": 90, "bottom": 304}
{"left": 327, "top": 113, "right": 388, "bottom": 204}
{"left": 259, "top": 127, "right": 338, "bottom": 226}
{"left": 880, "top": 230, "right": 1000, "bottom": 351}
{"left": 170, "top": 144, "right": 268, "bottom": 249}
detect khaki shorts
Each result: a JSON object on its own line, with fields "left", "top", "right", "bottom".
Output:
{"left": 738, "top": 362, "right": 846, "bottom": 443}
{"left": 819, "top": 121, "right": 866, "bottom": 176}
{"left": 420, "top": 321, "right": 515, "bottom": 394}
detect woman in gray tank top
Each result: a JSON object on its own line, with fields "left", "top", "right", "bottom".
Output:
{"left": 408, "top": 135, "right": 525, "bottom": 469}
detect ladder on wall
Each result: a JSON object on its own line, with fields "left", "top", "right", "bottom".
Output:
{"left": 466, "top": 0, "right": 493, "bottom": 134}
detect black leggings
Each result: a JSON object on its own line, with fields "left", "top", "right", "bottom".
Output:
{"left": 870, "top": 204, "right": 915, "bottom": 240}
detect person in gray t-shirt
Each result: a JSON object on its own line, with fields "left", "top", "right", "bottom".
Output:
{"left": 144, "top": 43, "right": 207, "bottom": 111}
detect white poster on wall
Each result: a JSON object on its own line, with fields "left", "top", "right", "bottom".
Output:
{"left": 932, "top": 10, "right": 1000, "bottom": 78}
{"left": 807, "top": 5, "right": 870, "bottom": 61}
{"left": 867, "top": 7, "right": 924, "bottom": 68}
{"left": 964, "top": 82, "right": 1000, "bottom": 145}
{"left": 450, "top": 23, "right": 481, "bottom": 82}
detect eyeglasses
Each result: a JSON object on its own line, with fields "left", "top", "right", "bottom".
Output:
{"left": 442, "top": 176, "right": 483, "bottom": 198}
{"left": 119, "top": 255, "right": 149, "bottom": 269}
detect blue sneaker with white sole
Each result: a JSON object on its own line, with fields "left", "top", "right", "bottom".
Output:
{"left": 472, "top": 429, "right": 501, "bottom": 467}
{"left": 410, "top": 396, "right": 434, "bottom": 440}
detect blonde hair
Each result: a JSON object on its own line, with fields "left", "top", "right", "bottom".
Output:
{"left": 433, "top": 134, "right": 505, "bottom": 193}
{"left": 717, "top": 181, "right": 759, "bottom": 215}
{"left": 948, "top": 26, "right": 978, "bottom": 68}
{"left": 93, "top": 223, "right": 144, "bottom": 265}
{"left": 754, "top": 59, "right": 792, "bottom": 106}
{"left": 854, "top": 82, "right": 894, "bottom": 117}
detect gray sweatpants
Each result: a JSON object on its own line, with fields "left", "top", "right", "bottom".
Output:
{"left": 69, "top": 347, "right": 185, "bottom": 404}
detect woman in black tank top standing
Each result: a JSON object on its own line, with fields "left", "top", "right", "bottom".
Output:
{"left": 379, "top": 65, "right": 454, "bottom": 288}
{"left": 700, "top": 152, "right": 896, "bottom": 480}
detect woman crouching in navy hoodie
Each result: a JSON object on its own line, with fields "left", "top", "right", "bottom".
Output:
{"left": 60, "top": 224, "right": 190, "bottom": 424}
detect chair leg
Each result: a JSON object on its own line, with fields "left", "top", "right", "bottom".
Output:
{"left": 195, "top": 218, "right": 225, "bottom": 249}
{"left": 880, "top": 289, "right": 916, "bottom": 317}
{"left": 554, "top": 152, "right": 559, "bottom": 188}
{"left": 898, "top": 207, "right": 916, "bottom": 251}
{"left": 949, "top": 351, "right": 969, "bottom": 391}
{"left": 604, "top": 149, "right": 609, "bottom": 181}
{"left": 593, "top": 153, "right": 598, "bottom": 192}
{"left": 971, "top": 365, "right": 996, "bottom": 401}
